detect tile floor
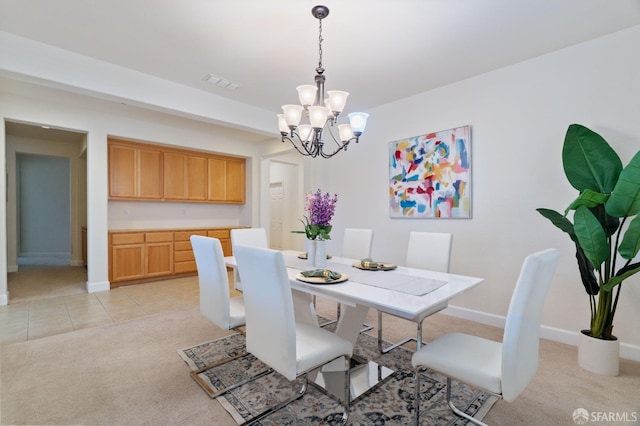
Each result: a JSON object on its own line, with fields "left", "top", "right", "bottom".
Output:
{"left": 1, "top": 266, "right": 238, "bottom": 345}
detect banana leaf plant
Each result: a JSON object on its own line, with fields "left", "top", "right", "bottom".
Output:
{"left": 537, "top": 124, "right": 640, "bottom": 340}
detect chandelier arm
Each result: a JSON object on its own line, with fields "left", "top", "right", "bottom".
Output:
{"left": 323, "top": 122, "right": 349, "bottom": 149}
{"left": 281, "top": 133, "right": 314, "bottom": 157}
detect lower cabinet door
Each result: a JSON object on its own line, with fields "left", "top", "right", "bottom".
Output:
{"left": 111, "top": 244, "right": 145, "bottom": 282}
{"left": 146, "top": 242, "right": 174, "bottom": 277}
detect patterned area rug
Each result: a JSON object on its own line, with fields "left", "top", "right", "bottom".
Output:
{"left": 178, "top": 330, "right": 498, "bottom": 425}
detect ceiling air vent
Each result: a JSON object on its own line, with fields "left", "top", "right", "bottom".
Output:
{"left": 203, "top": 74, "right": 240, "bottom": 90}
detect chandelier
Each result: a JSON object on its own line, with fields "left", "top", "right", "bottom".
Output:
{"left": 278, "top": 5, "right": 369, "bottom": 159}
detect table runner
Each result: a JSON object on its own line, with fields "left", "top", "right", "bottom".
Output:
{"left": 283, "top": 253, "right": 446, "bottom": 296}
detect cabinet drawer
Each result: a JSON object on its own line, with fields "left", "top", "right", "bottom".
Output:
{"left": 111, "top": 233, "right": 145, "bottom": 245}
{"left": 175, "top": 261, "right": 197, "bottom": 274}
{"left": 174, "top": 230, "right": 207, "bottom": 241}
{"left": 146, "top": 232, "right": 174, "bottom": 243}
{"left": 208, "top": 229, "right": 230, "bottom": 239}
{"left": 174, "top": 241, "right": 194, "bottom": 251}
{"left": 175, "top": 251, "right": 195, "bottom": 263}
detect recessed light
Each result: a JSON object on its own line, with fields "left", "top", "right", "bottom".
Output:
{"left": 41, "top": 125, "right": 51, "bottom": 129}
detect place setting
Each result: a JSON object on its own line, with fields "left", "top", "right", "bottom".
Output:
{"left": 296, "top": 268, "right": 348, "bottom": 284}
{"left": 352, "top": 258, "right": 397, "bottom": 272}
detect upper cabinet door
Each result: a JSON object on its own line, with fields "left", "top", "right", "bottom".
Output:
{"left": 109, "top": 143, "right": 162, "bottom": 199}
{"left": 207, "top": 157, "right": 246, "bottom": 204}
{"left": 207, "top": 157, "right": 226, "bottom": 202}
{"left": 163, "top": 152, "right": 186, "bottom": 200}
{"left": 225, "top": 159, "right": 246, "bottom": 203}
{"left": 164, "top": 152, "right": 207, "bottom": 201}
{"left": 186, "top": 155, "right": 207, "bottom": 201}
{"left": 138, "top": 149, "right": 163, "bottom": 199}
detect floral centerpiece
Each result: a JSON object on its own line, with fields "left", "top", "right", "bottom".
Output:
{"left": 298, "top": 189, "right": 338, "bottom": 240}
{"left": 294, "top": 189, "right": 338, "bottom": 268}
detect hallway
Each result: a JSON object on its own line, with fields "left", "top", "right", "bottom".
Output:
{"left": 1, "top": 266, "right": 200, "bottom": 345}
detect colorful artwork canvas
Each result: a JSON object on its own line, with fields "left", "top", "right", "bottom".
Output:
{"left": 389, "top": 125, "right": 471, "bottom": 218}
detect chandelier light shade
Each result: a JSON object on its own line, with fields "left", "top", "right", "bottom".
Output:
{"left": 279, "top": 5, "right": 369, "bottom": 159}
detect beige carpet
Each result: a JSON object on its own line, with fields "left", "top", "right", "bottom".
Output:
{"left": 1, "top": 301, "right": 639, "bottom": 425}
{"left": 1, "top": 308, "right": 238, "bottom": 426}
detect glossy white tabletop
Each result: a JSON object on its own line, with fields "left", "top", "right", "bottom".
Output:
{"left": 225, "top": 250, "right": 483, "bottom": 321}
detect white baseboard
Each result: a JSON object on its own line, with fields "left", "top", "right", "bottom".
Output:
{"left": 443, "top": 305, "right": 640, "bottom": 362}
{"left": 0, "top": 292, "right": 8, "bottom": 306}
{"left": 8, "top": 264, "right": 18, "bottom": 273}
{"left": 87, "top": 280, "right": 110, "bottom": 293}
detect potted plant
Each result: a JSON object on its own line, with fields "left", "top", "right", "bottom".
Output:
{"left": 537, "top": 124, "right": 640, "bottom": 376}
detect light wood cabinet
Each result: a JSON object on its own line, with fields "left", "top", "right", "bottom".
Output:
{"left": 108, "top": 139, "right": 245, "bottom": 204}
{"left": 207, "top": 157, "right": 246, "bottom": 203}
{"left": 163, "top": 152, "right": 207, "bottom": 201}
{"left": 108, "top": 143, "right": 162, "bottom": 199}
{"left": 145, "top": 232, "right": 174, "bottom": 277}
{"left": 109, "top": 227, "right": 241, "bottom": 286}
{"left": 109, "top": 231, "right": 174, "bottom": 284}
{"left": 110, "top": 233, "right": 146, "bottom": 282}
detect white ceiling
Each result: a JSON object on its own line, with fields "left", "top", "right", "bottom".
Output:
{"left": 1, "top": 0, "right": 640, "bottom": 119}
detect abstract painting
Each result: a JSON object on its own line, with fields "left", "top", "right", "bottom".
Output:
{"left": 389, "top": 125, "right": 471, "bottom": 218}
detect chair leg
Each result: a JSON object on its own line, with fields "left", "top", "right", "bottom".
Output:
{"left": 342, "top": 355, "right": 351, "bottom": 425}
{"left": 378, "top": 312, "right": 425, "bottom": 354}
{"left": 414, "top": 368, "right": 422, "bottom": 425}
{"left": 445, "top": 377, "right": 488, "bottom": 426}
{"left": 190, "top": 352, "right": 273, "bottom": 399}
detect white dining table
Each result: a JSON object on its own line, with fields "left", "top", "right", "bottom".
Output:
{"left": 224, "top": 250, "right": 484, "bottom": 401}
{"left": 226, "top": 250, "right": 483, "bottom": 345}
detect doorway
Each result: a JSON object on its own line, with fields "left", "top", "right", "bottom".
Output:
{"left": 268, "top": 159, "right": 302, "bottom": 251}
{"left": 269, "top": 182, "right": 284, "bottom": 250}
{"left": 5, "top": 121, "right": 88, "bottom": 303}
{"left": 17, "top": 153, "right": 71, "bottom": 265}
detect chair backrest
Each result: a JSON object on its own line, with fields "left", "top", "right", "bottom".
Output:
{"left": 190, "top": 235, "right": 231, "bottom": 329}
{"left": 233, "top": 245, "right": 298, "bottom": 380}
{"left": 501, "top": 248, "right": 560, "bottom": 402}
{"left": 342, "top": 228, "right": 374, "bottom": 259}
{"left": 405, "top": 231, "right": 452, "bottom": 272}
{"left": 230, "top": 228, "right": 268, "bottom": 249}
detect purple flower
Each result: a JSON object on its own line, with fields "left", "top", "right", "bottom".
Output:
{"left": 302, "top": 189, "right": 338, "bottom": 240}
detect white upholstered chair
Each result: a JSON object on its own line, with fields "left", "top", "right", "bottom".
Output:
{"left": 230, "top": 228, "right": 268, "bottom": 291}
{"left": 322, "top": 228, "right": 375, "bottom": 329}
{"left": 342, "top": 228, "right": 374, "bottom": 260}
{"left": 190, "top": 236, "right": 264, "bottom": 398}
{"left": 377, "top": 231, "right": 452, "bottom": 353}
{"left": 230, "top": 227, "right": 268, "bottom": 249}
{"left": 412, "top": 248, "right": 560, "bottom": 426}
{"left": 234, "top": 245, "right": 353, "bottom": 424}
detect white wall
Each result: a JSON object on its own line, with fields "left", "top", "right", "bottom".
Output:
{"left": 0, "top": 78, "right": 263, "bottom": 299}
{"left": 307, "top": 25, "right": 640, "bottom": 359}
